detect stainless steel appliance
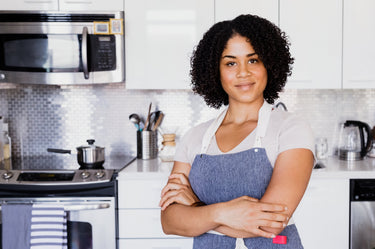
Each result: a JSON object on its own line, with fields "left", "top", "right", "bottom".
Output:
{"left": 338, "top": 120, "right": 372, "bottom": 160}
{"left": 0, "top": 154, "right": 135, "bottom": 249}
{"left": 0, "top": 11, "right": 124, "bottom": 85}
{"left": 350, "top": 179, "right": 375, "bottom": 249}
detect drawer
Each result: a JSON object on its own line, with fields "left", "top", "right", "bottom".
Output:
{"left": 118, "top": 178, "right": 167, "bottom": 208}
{"left": 118, "top": 209, "right": 180, "bottom": 238}
{"left": 118, "top": 238, "right": 193, "bottom": 249}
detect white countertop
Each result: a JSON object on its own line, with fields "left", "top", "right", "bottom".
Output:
{"left": 118, "top": 158, "right": 173, "bottom": 180}
{"left": 312, "top": 156, "right": 375, "bottom": 179}
{"left": 118, "top": 156, "right": 375, "bottom": 180}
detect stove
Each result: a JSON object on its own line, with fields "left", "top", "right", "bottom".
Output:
{"left": 0, "top": 154, "right": 135, "bottom": 185}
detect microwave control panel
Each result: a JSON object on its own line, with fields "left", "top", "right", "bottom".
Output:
{"left": 90, "top": 35, "right": 116, "bottom": 71}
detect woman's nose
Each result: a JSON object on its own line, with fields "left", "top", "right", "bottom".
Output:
{"left": 236, "top": 64, "right": 251, "bottom": 77}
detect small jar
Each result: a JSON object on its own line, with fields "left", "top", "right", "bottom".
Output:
{"left": 2, "top": 123, "right": 11, "bottom": 160}
{"left": 159, "top": 134, "right": 176, "bottom": 162}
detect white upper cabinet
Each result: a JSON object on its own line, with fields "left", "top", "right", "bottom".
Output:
{"left": 343, "top": 0, "right": 375, "bottom": 88}
{"left": 0, "top": 0, "right": 59, "bottom": 10}
{"left": 214, "top": 0, "right": 278, "bottom": 25}
{"left": 215, "top": 0, "right": 342, "bottom": 89}
{"left": 280, "top": 0, "right": 342, "bottom": 88}
{"left": 280, "top": 0, "right": 342, "bottom": 89}
{"left": 59, "top": 0, "right": 123, "bottom": 11}
{"left": 0, "top": 0, "right": 123, "bottom": 11}
{"left": 125, "top": 0, "right": 214, "bottom": 89}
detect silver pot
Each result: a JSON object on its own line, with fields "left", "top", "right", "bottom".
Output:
{"left": 47, "top": 139, "right": 105, "bottom": 169}
{"left": 76, "top": 139, "right": 105, "bottom": 168}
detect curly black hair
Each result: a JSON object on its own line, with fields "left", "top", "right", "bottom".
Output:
{"left": 190, "top": 14, "right": 294, "bottom": 108}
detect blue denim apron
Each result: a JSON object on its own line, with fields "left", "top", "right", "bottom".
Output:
{"left": 189, "top": 102, "right": 304, "bottom": 249}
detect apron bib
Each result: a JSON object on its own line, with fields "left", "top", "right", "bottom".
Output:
{"left": 189, "top": 102, "right": 304, "bottom": 249}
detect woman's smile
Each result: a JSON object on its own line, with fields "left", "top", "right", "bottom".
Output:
{"left": 235, "top": 81, "right": 255, "bottom": 91}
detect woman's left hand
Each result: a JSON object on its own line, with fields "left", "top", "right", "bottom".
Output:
{"left": 159, "top": 173, "right": 201, "bottom": 211}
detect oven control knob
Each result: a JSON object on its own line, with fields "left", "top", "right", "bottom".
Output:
{"left": 95, "top": 171, "right": 105, "bottom": 179}
{"left": 2, "top": 171, "right": 13, "bottom": 180}
{"left": 80, "top": 171, "right": 90, "bottom": 179}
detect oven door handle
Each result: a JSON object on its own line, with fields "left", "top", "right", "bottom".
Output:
{"left": 82, "top": 26, "right": 89, "bottom": 80}
{"left": 0, "top": 202, "right": 110, "bottom": 211}
{"left": 64, "top": 203, "right": 110, "bottom": 211}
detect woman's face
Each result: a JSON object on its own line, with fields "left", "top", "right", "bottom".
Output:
{"left": 219, "top": 35, "right": 267, "bottom": 106}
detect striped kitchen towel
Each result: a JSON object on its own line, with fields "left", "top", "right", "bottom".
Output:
{"left": 30, "top": 204, "right": 67, "bottom": 249}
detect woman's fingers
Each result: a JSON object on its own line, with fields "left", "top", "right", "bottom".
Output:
{"left": 159, "top": 189, "right": 197, "bottom": 210}
{"left": 161, "top": 182, "right": 187, "bottom": 197}
{"left": 169, "top": 173, "right": 190, "bottom": 185}
{"left": 252, "top": 227, "right": 277, "bottom": 239}
{"left": 160, "top": 173, "right": 190, "bottom": 197}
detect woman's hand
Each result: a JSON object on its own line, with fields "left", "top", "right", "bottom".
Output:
{"left": 159, "top": 173, "right": 201, "bottom": 210}
{"left": 215, "top": 196, "right": 289, "bottom": 238}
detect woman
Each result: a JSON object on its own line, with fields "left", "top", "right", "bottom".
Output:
{"left": 159, "top": 14, "right": 314, "bottom": 249}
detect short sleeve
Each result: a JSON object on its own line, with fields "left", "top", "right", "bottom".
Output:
{"left": 278, "top": 114, "right": 315, "bottom": 155}
{"left": 173, "top": 120, "right": 212, "bottom": 165}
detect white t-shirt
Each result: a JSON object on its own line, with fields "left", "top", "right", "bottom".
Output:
{"left": 174, "top": 108, "right": 315, "bottom": 167}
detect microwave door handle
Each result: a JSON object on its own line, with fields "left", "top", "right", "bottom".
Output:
{"left": 82, "top": 27, "right": 89, "bottom": 79}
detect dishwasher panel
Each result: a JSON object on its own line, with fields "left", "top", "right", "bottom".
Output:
{"left": 350, "top": 179, "right": 375, "bottom": 249}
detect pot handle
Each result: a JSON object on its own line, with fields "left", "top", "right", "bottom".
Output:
{"left": 47, "top": 148, "right": 72, "bottom": 154}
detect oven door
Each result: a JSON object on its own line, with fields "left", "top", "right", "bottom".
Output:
{"left": 0, "top": 180, "right": 118, "bottom": 249}
{"left": 0, "top": 197, "right": 116, "bottom": 249}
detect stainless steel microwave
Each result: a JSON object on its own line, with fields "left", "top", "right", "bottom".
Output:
{"left": 0, "top": 11, "right": 124, "bottom": 85}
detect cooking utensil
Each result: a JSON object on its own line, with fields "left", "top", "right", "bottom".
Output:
{"left": 152, "top": 112, "right": 164, "bottom": 132}
{"left": 143, "top": 103, "right": 152, "bottom": 131}
{"left": 47, "top": 139, "right": 105, "bottom": 169}
{"left": 337, "top": 120, "right": 372, "bottom": 160}
{"left": 129, "top": 113, "right": 141, "bottom": 131}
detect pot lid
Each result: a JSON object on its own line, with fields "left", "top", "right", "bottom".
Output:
{"left": 76, "top": 139, "right": 104, "bottom": 150}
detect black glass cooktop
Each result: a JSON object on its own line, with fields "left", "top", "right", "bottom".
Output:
{"left": 0, "top": 154, "right": 136, "bottom": 172}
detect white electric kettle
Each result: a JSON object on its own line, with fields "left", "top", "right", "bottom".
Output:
{"left": 338, "top": 120, "right": 372, "bottom": 160}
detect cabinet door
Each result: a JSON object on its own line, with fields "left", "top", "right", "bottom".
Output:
{"left": 119, "top": 238, "right": 193, "bottom": 249}
{"left": 280, "top": 0, "right": 342, "bottom": 89}
{"left": 293, "top": 178, "right": 349, "bottom": 249}
{"left": 59, "top": 0, "right": 123, "bottom": 11}
{"left": 118, "top": 178, "right": 167, "bottom": 208}
{"left": 0, "top": 0, "right": 58, "bottom": 10}
{"left": 215, "top": 0, "right": 278, "bottom": 25}
{"left": 343, "top": 0, "right": 375, "bottom": 88}
{"left": 125, "top": 0, "right": 214, "bottom": 89}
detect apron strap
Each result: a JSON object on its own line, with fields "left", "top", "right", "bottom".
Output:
{"left": 253, "top": 102, "right": 273, "bottom": 148}
{"left": 200, "top": 108, "right": 228, "bottom": 154}
{"left": 200, "top": 101, "right": 273, "bottom": 154}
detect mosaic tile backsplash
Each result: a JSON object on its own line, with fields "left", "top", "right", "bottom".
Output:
{"left": 1, "top": 83, "right": 375, "bottom": 159}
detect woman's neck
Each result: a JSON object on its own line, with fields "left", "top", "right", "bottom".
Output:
{"left": 224, "top": 98, "right": 264, "bottom": 124}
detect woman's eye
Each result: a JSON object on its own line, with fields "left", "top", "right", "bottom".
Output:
{"left": 226, "top": 62, "right": 236, "bottom": 67}
{"left": 248, "top": 58, "right": 258, "bottom": 64}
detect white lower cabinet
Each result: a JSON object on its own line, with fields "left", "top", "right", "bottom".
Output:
{"left": 119, "top": 238, "right": 193, "bottom": 249}
{"left": 117, "top": 175, "right": 193, "bottom": 249}
{"left": 293, "top": 177, "right": 349, "bottom": 249}
{"left": 118, "top": 173, "right": 349, "bottom": 249}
